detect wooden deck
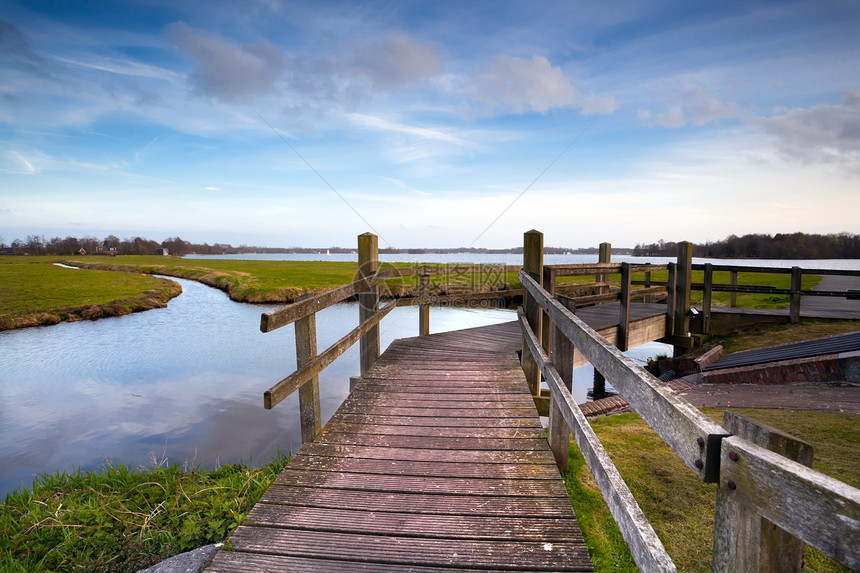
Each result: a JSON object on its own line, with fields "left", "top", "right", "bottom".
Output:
{"left": 208, "top": 321, "right": 593, "bottom": 572}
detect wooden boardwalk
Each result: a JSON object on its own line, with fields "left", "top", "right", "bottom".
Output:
{"left": 208, "top": 322, "right": 593, "bottom": 572}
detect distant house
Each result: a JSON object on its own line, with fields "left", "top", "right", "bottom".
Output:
{"left": 156, "top": 248, "right": 169, "bottom": 256}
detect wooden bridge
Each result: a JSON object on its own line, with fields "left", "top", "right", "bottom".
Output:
{"left": 208, "top": 231, "right": 859, "bottom": 572}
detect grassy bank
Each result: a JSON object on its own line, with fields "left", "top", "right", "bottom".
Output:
{"left": 565, "top": 409, "right": 857, "bottom": 572}
{"left": 0, "top": 452, "right": 289, "bottom": 573}
{"left": 566, "top": 318, "right": 860, "bottom": 572}
{"left": 0, "top": 257, "right": 182, "bottom": 330}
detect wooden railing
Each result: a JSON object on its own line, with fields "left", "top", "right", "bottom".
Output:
{"left": 519, "top": 229, "right": 860, "bottom": 572}
{"left": 258, "top": 233, "right": 523, "bottom": 442}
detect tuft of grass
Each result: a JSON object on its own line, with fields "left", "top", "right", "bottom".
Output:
{"left": 0, "top": 451, "right": 289, "bottom": 573}
{"left": 566, "top": 410, "right": 858, "bottom": 572}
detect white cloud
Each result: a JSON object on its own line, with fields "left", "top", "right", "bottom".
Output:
{"left": 469, "top": 55, "right": 616, "bottom": 115}
{"left": 759, "top": 91, "right": 860, "bottom": 174}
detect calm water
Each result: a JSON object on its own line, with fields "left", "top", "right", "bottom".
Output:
{"left": 0, "top": 275, "right": 527, "bottom": 497}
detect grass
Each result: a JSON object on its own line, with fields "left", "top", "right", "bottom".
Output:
{"left": 0, "top": 257, "right": 182, "bottom": 330}
{"left": 564, "top": 410, "right": 858, "bottom": 572}
{"left": 0, "top": 451, "right": 289, "bottom": 573}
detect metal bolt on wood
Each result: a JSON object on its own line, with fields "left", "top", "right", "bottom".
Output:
{"left": 726, "top": 481, "right": 737, "bottom": 491}
{"left": 695, "top": 459, "right": 703, "bottom": 469}
{"left": 729, "top": 451, "right": 739, "bottom": 461}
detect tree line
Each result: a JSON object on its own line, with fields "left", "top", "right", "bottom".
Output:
{"left": 0, "top": 234, "right": 249, "bottom": 256}
{"left": 632, "top": 232, "right": 860, "bottom": 259}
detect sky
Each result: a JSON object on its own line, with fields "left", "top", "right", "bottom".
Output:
{"left": 1, "top": 0, "right": 859, "bottom": 250}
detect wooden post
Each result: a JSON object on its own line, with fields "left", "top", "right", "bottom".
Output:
{"left": 541, "top": 267, "right": 555, "bottom": 360}
{"left": 522, "top": 230, "right": 544, "bottom": 396}
{"left": 419, "top": 266, "right": 430, "bottom": 336}
{"left": 598, "top": 242, "right": 611, "bottom": 295}
{"left": 674, "top": 241, "right": 692, "bottom": 338}
{"left": 790, "top": 266, "right": 802, "bottom": 324}
{"left": 549, "top": 297, "right": 574, "bottom": 472}
{"left": 665, "top": 262, "right": 676, "bottom": 338}
{"left": 730, "top": 270, "right": 738, "bottom": 308}
{"left": 713, "top": 411, "right": 814, "bottom": 572}
{"left": 618, "top": 262, "right": 631, "bottom": 352}
{"left": 358, "top": 233, "right": 379, "bottom": 376}
{"left": 702, "top": 263, "right": 713, "bottom": 335}
{"left": 295, "top": 293, "right": 321, "bottom": 444}
{"left": 643, "top": 263, "right": 652, "bottom": 303}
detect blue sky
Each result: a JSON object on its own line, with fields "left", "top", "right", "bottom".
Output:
{"left": 1, "top": 1, "right": 858, "bottom": 249}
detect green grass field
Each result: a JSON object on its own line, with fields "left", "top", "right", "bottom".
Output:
{"left": 0, "top": 257, "right": 181, "bottom": 330}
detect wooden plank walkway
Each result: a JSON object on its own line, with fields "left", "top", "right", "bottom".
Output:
{"left": 208, "top": 322, "right": 593, "bottom": 572}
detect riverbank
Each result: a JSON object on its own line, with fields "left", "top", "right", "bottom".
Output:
{"left": 0, "top": 257, "right": 182, "bottom": 330}
{"left": 0, "top": 452, "right": 290, "bottom": 573}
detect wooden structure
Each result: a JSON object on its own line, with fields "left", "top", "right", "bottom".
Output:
{"left": 208, "top": 230, "right": 860, "bottom": 572}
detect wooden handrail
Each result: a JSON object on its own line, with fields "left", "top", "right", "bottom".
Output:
{"left": 260, "top": 268, "right": 395, "bottom": 332}
{"left": 519, "top": 269, "right": 729, "bottom": 481}
{"left": 520, "top": 259, "right": 860, "bottom": 570}
{"left": 263, "top": 300, "right": 397, "bottom": 409}
{"left": 518, "top": 308, "right": 678, "bottom": 573}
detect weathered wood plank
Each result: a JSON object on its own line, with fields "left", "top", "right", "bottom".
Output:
{"left": 286, "top": 456, "right": 559, "bottom": 479}
{"left": 297, "top": 443, "right": 554, "bottom": 464}
{"left": 272, "top": 469, "right": 571, "bottom": 497}
{"left": 243, "top": 505, "right": 579, "bottom": 541}
{"left": 223, "top": 528, "right": 591, "bottom": 571}
{"left": 259, "top": 484, "right": 575, "bottom": 517}
{"left": 715, "top": 435, "right": 860, "bottom": 570}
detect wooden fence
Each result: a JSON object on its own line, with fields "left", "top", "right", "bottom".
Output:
{"left": 259, "top": 233, "right": 522, "bottom": 443}
{"left": 519, "top": 229, "right": 860, "bottom": 572}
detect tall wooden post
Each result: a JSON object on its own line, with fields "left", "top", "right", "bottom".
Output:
{"left": 790, "top": 267, "right": 802, "bottom": 324}
{"left": 665, "top": 263, "right": 676, "bottom": 339}
{"left": 419, "top": 267, "right": 430, "bottom": 336}
{"left": 674, "top": 241, "right": 692, "bottom": 338}
{"left": 702, "top": 263, "right": 713, "bottom": 335}
{"left": 522, "top": 230, "right": 543, "bottom": 396}
{"left": 713, "top": 411, "right": 814, "bottom": 572}
{"left": 730, "top": 271, "right": 738, "bottom": 308}
{"left": 618, "top": 262, "right": 631, "bottom": 352}
{"left": 358, "top": 233, "right": 379, "bottom": 375}
{"left": 550, "top": 316, "right": 573, "bottom": 473}
{"left": 643, "top": 263, "right": 652, "bottom": 303}
{"left": 295, "top": 293, "right": 321, "bottom": 443}
{"left": 598, "top": 242, "right": 611, "bottom": 295}
{"left": 541, "top": 267, "right": 555, "bottom": 360}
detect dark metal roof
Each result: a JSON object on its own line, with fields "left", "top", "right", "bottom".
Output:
{"left": 705, "top": 331, "right": 860, "bottom": 371}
